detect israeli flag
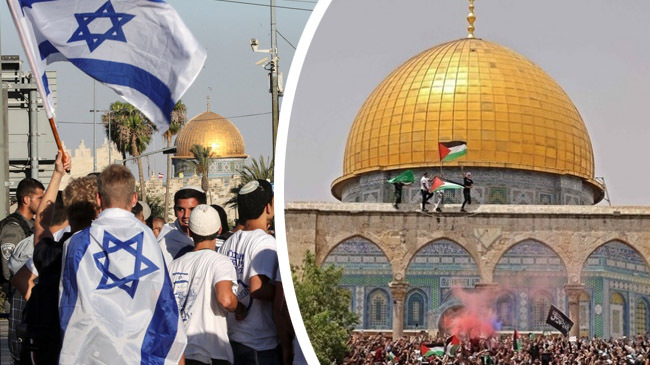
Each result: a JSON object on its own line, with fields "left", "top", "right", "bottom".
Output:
{"left": 7, "top": 0, "right": 206, "bottom": 128}
{"left": 59, "top": 208, "right": 186, "bottom": 364}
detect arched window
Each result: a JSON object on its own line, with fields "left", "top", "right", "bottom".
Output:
{"left": 406, "top": 290, "right": 427, "bottom": 329}
{"left": 496, "top": 294, "right": 514, "bottom": 329}
{"left": 532, "top": 292, "right": 552, "bottom": 330}
{"left": 610, "top": 292, "right": 625, "bottom": 338}
{"left": 366, "top": 289, "right": 390, "bottom": 329}
{"left": 636, "top": 300, "right": 648, "bottom": 335}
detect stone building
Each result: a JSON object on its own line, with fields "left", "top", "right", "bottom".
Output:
{"left": 285, "top": 7, "right": 650, "bottom": 339}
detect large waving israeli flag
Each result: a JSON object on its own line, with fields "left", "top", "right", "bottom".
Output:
{"left": 7, "top": 0, "right": 206, "bottom": 127}
{"left": 59, "top": 208, "right": 186, "bottom": 364}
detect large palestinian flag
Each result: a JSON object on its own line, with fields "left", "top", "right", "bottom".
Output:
{"left": 420, "top": 344, "right": 444, "bottom": 358}
{"left": 439, "top": 141, "right": 467, "bottom": 162}
{"left": 429, "top": 177, "right": 464, "bottom": 193}
{"left": 446, "top": 335, "right": 460, "bottom": 357}
{"left": 387, "top": 170, "right": 415, "bottom": 184}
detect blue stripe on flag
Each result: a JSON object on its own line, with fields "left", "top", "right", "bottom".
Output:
{"left": 41, "top": 73, "right": 50, "bottom": 95}
{"left": 140, "top": 264, "right": 179, "bottom": 363}
{"left": 18, "top": 0, "right": 55, "bottom": 9}
{"left": 60, "top": 228, "right": 92, "bottom": 332}
{"left": 68, "top": 58, "right": 174, "bottom": 124}
{"left": 38, "top": 40, "right": 59, "bottom": 60}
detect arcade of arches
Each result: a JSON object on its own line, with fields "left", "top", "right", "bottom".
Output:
{"left": 285, "top": 202, "right": 650, "bottom": 339}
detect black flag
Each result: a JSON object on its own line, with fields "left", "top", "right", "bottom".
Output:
{"left": 546, "top": 305, "right": 573, "bottom": 335}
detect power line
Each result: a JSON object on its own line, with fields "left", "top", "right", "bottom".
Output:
{"left": 57, "top": 112, "right": 272, "bottom": 125}
{"left": 277, "top": 0, "right": 317, "bottom": 3}
{"left": 212, "top": 0, "right": 312, "bottom": 11}
{"left": 276, "top": 30, "right": 296, "bottom": 49}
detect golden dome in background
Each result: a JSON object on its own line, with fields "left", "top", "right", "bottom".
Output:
{"left": 174, "top": 111, "right": 247, "bottom": 159}
{"left": 333, "top": 38, "right": 599, "bottom": 197}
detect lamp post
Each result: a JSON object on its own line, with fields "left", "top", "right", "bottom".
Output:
{"left": 89, "top": 109, "right": 112, "bottom": 166}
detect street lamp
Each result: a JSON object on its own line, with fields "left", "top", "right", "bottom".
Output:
{"left": 89, "top": 109, "right": 112, "bottom": 165}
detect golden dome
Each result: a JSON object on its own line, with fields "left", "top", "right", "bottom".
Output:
{"left": 333, "top": 38, "right": 598, "bottom": 197}
{"left": 174, "top": 111, "right": 247, "bottom": 158}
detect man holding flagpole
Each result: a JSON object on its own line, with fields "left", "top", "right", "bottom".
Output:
{"left": 59, "top": 165, "right": 186, "bottom": 364}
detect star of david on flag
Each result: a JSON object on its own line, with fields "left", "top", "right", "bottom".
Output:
{"left": 6, "top": 0, "right": 206, "bottom": 128}
{"left": 68, "top": 1, "right": 135, "bottom": 52}
{"left": 93, "top": 231, "right": 158, "bottom": 298}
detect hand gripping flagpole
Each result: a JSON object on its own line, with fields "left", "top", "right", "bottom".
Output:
{"left": 6, "top": 0, "right": 69, "bottom": 168}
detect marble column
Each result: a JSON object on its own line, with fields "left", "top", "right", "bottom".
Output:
{"left": 389, "top": 280, "right": 409, "bottom": 339}
{"left": 564, "top": 284, "right": 584, "bottom": 338}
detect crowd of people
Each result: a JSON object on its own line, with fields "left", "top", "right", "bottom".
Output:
{"left": 342, "top": 332, "right": 650, "bottom": 364}
{"left": 0, "top": 152, "right": 302, "bottom": 364}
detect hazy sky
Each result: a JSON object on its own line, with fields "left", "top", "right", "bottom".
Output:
{"left": 283, "top": 0, "right": 650, "bottom": 206}
{"left": 1, "top": 0, "right": 313, "bottom": 173}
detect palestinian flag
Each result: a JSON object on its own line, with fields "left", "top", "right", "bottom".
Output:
{"left": 446, "top": 335, "right": 460, "bottom": 357}
{"left": 439, "top": 141, "right": 467, "bottom": 162}
{"left": 420, "top": 344, "right": 444, "bottom": 358}
{"left": 387, "top": 351, "right": 399, "bottom": 363}
{"left": 387, "top": 170, "right": 415, "bottom": 184}
{"left": 513, "top": 329, "right": 522, "bottom": 352}
{"left": 429, "top": 177, "right": 464, "bottom": 193}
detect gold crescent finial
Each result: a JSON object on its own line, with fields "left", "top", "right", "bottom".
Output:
{"left": 207, "top": 95, "right": 210, "bottom": 112}
{"left": 467, "top": 0, "right": 476, "bottom": 38}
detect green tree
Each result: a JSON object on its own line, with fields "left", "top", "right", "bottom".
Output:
{"left": 102, "top": 101, "right": 157, "bottom": 201}
{"left": 226, "top": 155, "right": 274, "bottom": 209}
{"left": 145, "top": 194, "right": 164, "bottom": 220}
{"left": 163, "top": 101, "right": 187, "bottom": 221}
{"left": 189, "top": 144, "right": 213, "bottom": 201}
{"left": 293, "top": 251, "right": 359, "bottom": 364}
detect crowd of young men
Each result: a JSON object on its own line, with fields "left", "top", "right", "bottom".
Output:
{"left": 0, "top": 153, "right": 295, "bottom": 364}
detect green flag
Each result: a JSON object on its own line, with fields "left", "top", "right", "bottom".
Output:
{"left": 387, "top": 170, "right": 415, "bottom": 184}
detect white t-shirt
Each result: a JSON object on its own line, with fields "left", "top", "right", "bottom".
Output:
{"left": 420, "top": 175, "right": 430, "bottom": 191}
{"left": 158, "top": 220, "right": 193, "bottom": 266}
{"left": 170, "top": 250, "right": 237, "bottom": 363}
{"left": 218, "top": 229, "right": 278, "bottom": 351}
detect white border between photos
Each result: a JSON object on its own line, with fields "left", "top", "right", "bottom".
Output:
{"left": 275, "top": 0, "right": 332, "bottom": 364}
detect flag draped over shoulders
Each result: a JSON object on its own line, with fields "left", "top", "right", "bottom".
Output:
{"left": 8, "top": 0, "right": 206, "bottom": 127}
{"left": 59, "top": 208, "right": 185, "bottom": 364}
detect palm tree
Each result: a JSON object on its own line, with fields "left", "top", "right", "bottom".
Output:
{"left": 163, "top": 101, "right": 187, "bottom": 221}
{"left": 102, "top": 101, "right": 157, "bottom": 201}
{"left": 189, "top": 144, "right": 213, "bottom": 202}
{"left": 226, "top": 155, "right": 274, "bottom": 208}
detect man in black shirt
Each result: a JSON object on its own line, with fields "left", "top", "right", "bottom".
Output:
{"left": 461, "top": 171, "right": 473, "bottom": 212}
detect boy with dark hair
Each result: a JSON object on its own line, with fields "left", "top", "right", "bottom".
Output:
{"left": 59, "top": 164, "right": 186, "bottom": 364}
{"left": 219, "top": 179, "right": 280, "bottom": 364}
{"left": 170, "top": 204, "right": 245, "bottom": 364}
{"left": 158, "top": 187, "right": 207, "bottom": 264}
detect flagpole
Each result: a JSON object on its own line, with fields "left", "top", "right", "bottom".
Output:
{"left": 6, "top": 0, "right": 66, "bottom": 158}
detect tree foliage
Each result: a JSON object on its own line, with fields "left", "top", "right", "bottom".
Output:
{"left": 101, "top": 101, "right": 157, "bottom": 201}
{"left": 293, "top": 251, "right": 359, "bottom": 364}
{"left": 189, "top": 144, "right": 213, "bottom": 193}
{"left": 164, "top": 101, "right": 187, "bottom": 220}
{"left": 226, "top": 155, "right": 274, "bottom": 209}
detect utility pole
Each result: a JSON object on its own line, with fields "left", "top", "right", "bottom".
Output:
{"left": 269, "top": 0, "right": 280, "bottom": 158}
{"left": 0, "top": 17, "right": 8, "bottom": 218}
{"left": 251, "top": 0, "right": 283, "bottom": 159}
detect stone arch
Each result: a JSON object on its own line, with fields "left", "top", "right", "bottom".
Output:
{"left": 493, "top": 239, "right": 568, "bottom": 332}
{"left": 365, "top": 288, "right": 392, "bottom": 330}
{"left": 491, "top": 238, "right": 569, "bottom": 279}
{"left": 319, "top": 233, "right": 389, "bottom": 266}
{"left": 580, "top": 239, "right": 650, "bottom": 279}
{"left": 435, "top": 302, "right": 464, "bottom": 335}
{"left": 404, "top": 288, "right": 428, "bottom": 330}
{"left": 581, "top": 240, "right": 650, "bottom": 338}
{"left": 323, "top": 236, "right": 393, "bottom": 330}
{"left": 405, "top": 237, "right": 481, "bottom": 271}
{"left": 405, "top": 239, "right": 481, "bottom": 331}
